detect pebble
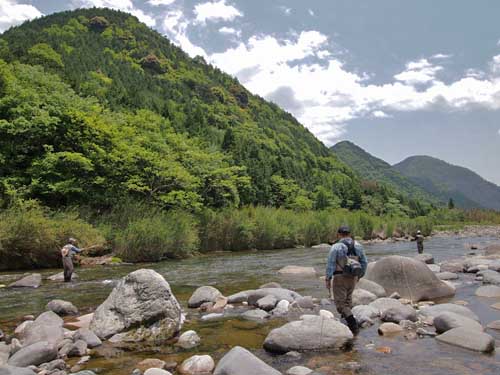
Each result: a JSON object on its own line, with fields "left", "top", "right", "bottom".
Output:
{"left": 378, "top": 323, "right": 403, "bottom": 335}
{"left": 285, "top": 351, "right": 302, "bottom": 359}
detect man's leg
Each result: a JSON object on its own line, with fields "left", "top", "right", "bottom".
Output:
{"left": 335, "top": 275, "right": 359, "bottom": 335}
{"left": 332, "top": 275, "right": 349, "bottom": 318}
{"left": 63, "top": 258, "right": 73, "bottom": 282}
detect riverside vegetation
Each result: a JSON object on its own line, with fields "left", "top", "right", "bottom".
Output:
{"left": 0, "top": 9, "right": 499, "bottom": 270}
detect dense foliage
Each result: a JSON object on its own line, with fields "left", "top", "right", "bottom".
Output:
{"left": 394, "top": 156, "right": 500, "bottom": 210}
{"left": 0, "top": 8, "right": 419, "bottom": 214}
{"left": 2, "top": 9, "right": 495, "bottom": 269}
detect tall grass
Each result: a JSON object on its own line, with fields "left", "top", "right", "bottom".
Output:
{"left": 0, "top": 201, "right": 104, "bottom": 270}
{"left": 114, "top": 211, "right": 199, "bottom": 262}
{"left": 0, "top": 201, "right": 441, "bottom": 268}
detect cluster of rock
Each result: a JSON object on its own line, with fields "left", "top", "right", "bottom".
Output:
{"left": 3, "top": 244, "right": 500, "bottom": 375}
{"left": 356, "top": 251, "right": 499, "bottom": 354}
{"left": 0, "top": 269, "right": 184, "bottom": 375}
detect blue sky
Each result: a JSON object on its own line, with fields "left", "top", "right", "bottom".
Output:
{"left": 2, "top": 0, "right": 500, "bottom": 184}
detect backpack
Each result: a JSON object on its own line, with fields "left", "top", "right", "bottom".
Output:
{"left": 61, "top": 245, "right": 72, "bottom": 257}
{"left": 337, "top": 239, "right": 363, "bottom": 277}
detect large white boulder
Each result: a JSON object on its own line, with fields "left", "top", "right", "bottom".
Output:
{"left": 364, "top": 256, "right": 455, "bottom": 301}
{"left": 90, "top": 269, "right": 182, "bottom": 341}
{"left": 263, "top": 316, "right": 352, "bottom": 353}
{"left": 436, "top": 327, "right": 495, "bottom": 352}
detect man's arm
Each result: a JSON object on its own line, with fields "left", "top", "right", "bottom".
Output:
{"left": 325, "top": 245, "right": 338, "bottom": 287}
{"left": 356, "top": 242, "right": 368, "bottom": 277}
{"left": 70, "top": 245, "right": 82, "bottom": 254}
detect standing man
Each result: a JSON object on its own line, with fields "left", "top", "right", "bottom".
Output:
{"left": 326, "top": 226, "right": 368, "bottom": 335}
{"left": 415, "top": 230, "right": 424, "bottom": 254}
{"left": 61, "top": 238, "right": 82, "bottom": 282}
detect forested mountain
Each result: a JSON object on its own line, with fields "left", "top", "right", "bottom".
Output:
{"left": 394, "top": 156, "right": 500, "bottom": 210}
{"left": 331, "top": 141, "right": 436, "bottom": 203}
{"left": 0, "top": 8, "right": 422, "bottom": 215}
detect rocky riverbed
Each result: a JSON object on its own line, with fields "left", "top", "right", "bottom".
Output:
{"left": 1, "top": 233, "right": 500, "bottom": 375}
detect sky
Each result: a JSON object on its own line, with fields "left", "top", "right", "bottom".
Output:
{"left": 1, "top": 0, "right": 500, "bottom": 184}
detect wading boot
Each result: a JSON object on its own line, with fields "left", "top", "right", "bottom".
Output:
{"left": 346, "top": 315, "right": 359, "bottom": 335}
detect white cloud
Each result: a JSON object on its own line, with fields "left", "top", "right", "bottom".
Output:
{"left": 0, "top": 0, "right": 43, "bottom": 32}
{"left": 308, "top": 9, "right": 315, "bottom": 16}
{"left": 394, "top": 58, "right": 443, "bottom": 85}
{"left": 194, "top": 0, "right": 242, "bottom": 24}
{"left": 72, "top": 0, "right": 156, "bottom": 27}
{"left": 208, "top": 32, "right": 500, "bottom": 144}
{"left": 219, "top": 26, "right": 241, "bottom": 37}
{"left": 489, "top": 54, "right": 500, "bottom": 75}
{"left": 161, "top": 10, "right": 207, "bottom": 58}
{"left": 148, "top": 0, "right": 176, "bottom": 6}
{"left": 498, "top": 129, "right": 500, "bottom": 136}
{"left": 279, "top": 6, "right": 292, "bottom": 15}
{"left": 432, "top": 53, "right": 452, "bottom": 59}
{"left": 372, "top": 110, "right": 390, "bottom": 118}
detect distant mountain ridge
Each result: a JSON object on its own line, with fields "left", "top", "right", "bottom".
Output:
{"left": 332, "top": 141, "right": 500, "bottom": 211}
{"left": 394, "top": 155, "right": 500, "bottom": 210}
{"left": 331, "top": 141, "right": 436, "bottom": 202}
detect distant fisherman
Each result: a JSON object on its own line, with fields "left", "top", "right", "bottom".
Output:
{"left": 415, "top": 230, "right": 424, "bottom": 254}
{"left": 61, "top": 238, "right": 82, "bottom": 282}
{"left": 325, "top": 226, "right": 368, "bottom": 335}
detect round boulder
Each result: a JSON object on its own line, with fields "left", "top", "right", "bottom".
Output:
{"left": 378, "top": 322, "right": 403, "bottom": 335}
{"left": 188, "top": 286, "right": 222, "bottom": 308}
{"left": 414, "top": 253, "right": 434, "bottom": 264}
{"left": 475, "top": 285, "right": 500, "bottom": 298}
{"left": 73, "top": 328, "right": 102, "bottom": 348}
{"left": 177, "top": 330, "right": 200, "bottom": 349}
{"left": 381, "top": 305, "right": 417, "bottom": 323}
{"left": 7, "top": 341, "right": 57, "bottom": 367}
{"left": 263, "top": 316, "right": 352, "bottom": 353}
{"left": 355, "top": 278, "right": 386, "bottom": 297}
{"left": 241, "top": 309, "right": 270, "bottom": 321}
{"left": 8, "top": 274, "right": 42, "bottom": 288}
{"left": 436, "top": 327, "right": 495, "bottom": 353}
{"left": 364, "top": 256, "right": 455, "bottom": 301}
{"left": 213, "top": 346, "right": 281, "bottom": 375}
{"left": 247, "top": 288, "right": 302, "bottom": 306}
{"left": 46, "top": 299, "right": 78, "bottom": 316}
{"left": 20, "top": 311, "right": 64, "bottom": 347}
{"left": 419, "top": 303, "right": 479, "bottom": 322}
{"left": 89, "top": 269, "right": 182, "bottom": 341}
{"left": 257, "top": 295, "right": 278, "bottom": 311}
{"left": 434, "top": 312, "right": 483, "bottom": 333}
{"left": 352, "top": 289, "right": 377, "bottom": 306}
{"left": 178, "top": 355, "right": 215, "bottom": 375}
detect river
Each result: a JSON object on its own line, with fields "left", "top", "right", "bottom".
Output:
{"left": 1, "top": 234, "right": 499, "bottom": 374}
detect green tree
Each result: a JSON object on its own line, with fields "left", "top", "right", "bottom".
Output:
{"left": 448, "top": 198, "right": 455, "bottom": 209}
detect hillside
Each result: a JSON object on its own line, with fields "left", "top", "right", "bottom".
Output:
{"left": 394, "top": 156, "right": 500, "bottom": 210}
{"left": 331, "top": 141, "right": 436, "bottom": 203}
{"left": 0, "top": 8, "right": 365, "bottom": 211}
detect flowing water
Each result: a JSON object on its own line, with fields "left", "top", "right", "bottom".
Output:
{"left": 1, "top": 235, "right": 499, "bottom": 374}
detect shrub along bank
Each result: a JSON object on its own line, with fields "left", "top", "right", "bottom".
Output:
{"left": 0, "top": 201, "right": 438, "bottom": 270}
{"left": 4, "top": 201, "right": 500, "bottom": 270}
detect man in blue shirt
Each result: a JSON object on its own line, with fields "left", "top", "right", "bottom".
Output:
{"left": 325, "top": 226, "right": 367, "bottom": 335}
{"left": 61, "top": 238, "right": 82, "bottom": 282}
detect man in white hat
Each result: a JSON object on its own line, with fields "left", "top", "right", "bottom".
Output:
{"left": 415, "top": 230, "right": 424, "bottom": 254}
{"left": 61, "top": 238, "right": 82, "bottom": 282}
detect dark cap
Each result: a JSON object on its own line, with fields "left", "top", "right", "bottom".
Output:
{"left": 337, "top": 225, "right": 351, "bottom": 235}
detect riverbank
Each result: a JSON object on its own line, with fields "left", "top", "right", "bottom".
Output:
{"left": 0, "top": 234, "right": 499, "bottom": 375}
{"left": 0, "top": 203, "right": 435, "bottom": 271}
{"left": 2, "top": 201, "right": 500, "bottom": 272}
